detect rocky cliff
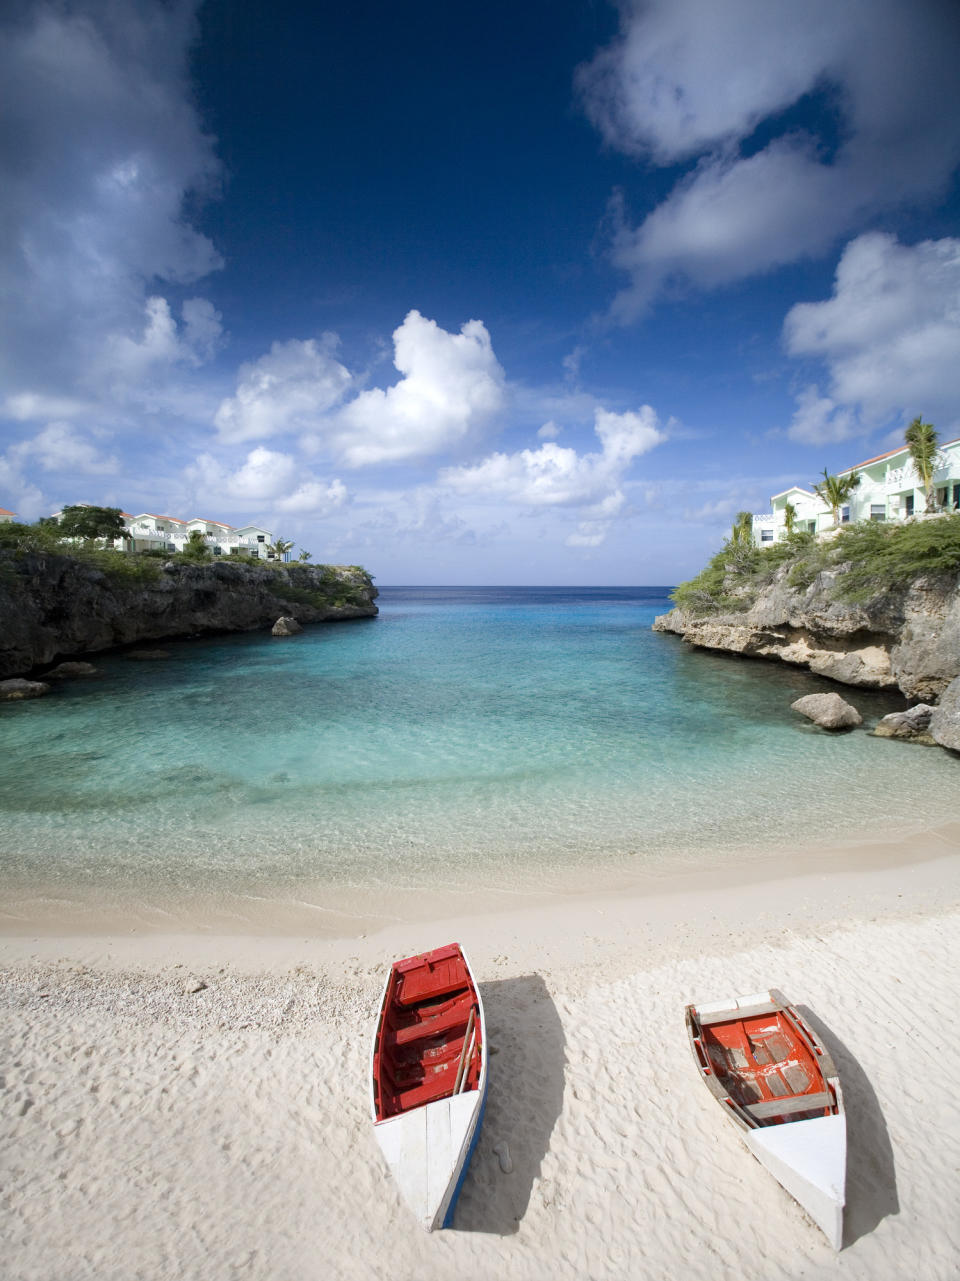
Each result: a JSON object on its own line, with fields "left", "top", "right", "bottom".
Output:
{"left": 653, "top": 565, "right": 960, "bottom": 702}
{"left": 0, "top": 552, "right": 378, "bottom": 677}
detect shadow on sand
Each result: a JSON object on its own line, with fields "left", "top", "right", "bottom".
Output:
{"left": 453, "top": 973, "right": 565, "bottom": 1235}
{"left": 797, "top": 1005, "right": 899, "bottom": 1248}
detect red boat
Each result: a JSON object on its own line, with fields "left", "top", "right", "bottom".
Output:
{"left": 686, "top": 988, "right": 846, "bottom": 1248}
{"left": 370, "top": 943, "right": 487, "bottom": 1230}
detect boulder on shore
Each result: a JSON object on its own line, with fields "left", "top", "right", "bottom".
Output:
{"left": 0, "top": 678, "right": 50, "bottom": 700}
{"left": 930, "top": 677, "right": 960, "bottom": 752}
{"left": 45, "top": 661, "right": 97, "bottom": 679}
{"left": 271, "top": 616, "right": 303, "bottom": 637}
{"left": 791, "top": 692, "right": 862, "bottom": 730}
{"left": 874, "top": 704, "right": 935, "bottom": 743}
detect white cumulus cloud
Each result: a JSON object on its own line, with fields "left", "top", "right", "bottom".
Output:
{"left": 328, "top": 310, "right": 506, "bottom": 466}
{"left": 579, "top": 0, "right": 960, "bottom": 316}
{"left": 6, "top": 422, "right": 118, "bottom": 476}
{"left": 185, "top": 448, "right": 347, "bottom": 516}
{"left": 784, "top": 233, "right": 960, "bottom": 438}
{"left": 442, "top": 405, "right": 666, "bottom": 546}
{"left": 214, "top": 337, "right": 352, "bottom": 443}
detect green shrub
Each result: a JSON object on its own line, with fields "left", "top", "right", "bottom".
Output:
{"left": 672, "top": 515, "right": 960, "bottom": 615}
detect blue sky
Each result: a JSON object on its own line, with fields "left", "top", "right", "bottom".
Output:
{"left": 2, "top": 0, "right": 959, "bottom": 584}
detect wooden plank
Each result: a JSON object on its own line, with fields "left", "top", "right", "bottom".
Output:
{"left": 747, "top": 1090, "right": 833, "bottom": 1119}
{"left": 698, "top": 1000, "right": 780, "bottom": 1026}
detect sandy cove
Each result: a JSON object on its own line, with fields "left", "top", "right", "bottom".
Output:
{"left": 3, "top": 834, "right": 960, "bottom": 1281}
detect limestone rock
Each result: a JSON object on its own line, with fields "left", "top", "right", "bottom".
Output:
{"left": 45, "top": 661, "right": 97, "bottom": 679}
{"left": 125, "top": 649, "right": 171, "bottom": 660}
{"left": 874, "top": 704, "right": 935, "bottom": 742}
{"left": 930, "top": 677, "right": 960, "bottom": 752}
{"left": 271, "top": 616, "right": 303, "bottom": 637}
{"left": 0, "top": 678, "right": 50, "bottom": 700}
{"left": 791, "top": 692, "right": 862, "bottom": 730}
{"left": 0, "top": 554, "right": 378, "bottom": 678}
{"left": 653, "top": 563, "right": 960, "bottom": 700}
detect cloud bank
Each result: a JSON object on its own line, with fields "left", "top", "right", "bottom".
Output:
{"left": 784, "top": 233, "right": 960, "bottom": 441}
{"left": 0, "top": 0, "right": 223, "bottom": 401}
{"left": 580, "top": 0, "right": 960, "bottom": 316}
{"left": 442, "top": 406, "right": 666, "bottom": 546}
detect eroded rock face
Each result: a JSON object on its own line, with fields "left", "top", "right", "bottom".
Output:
{"left": 271, "top": 616, "right": 303, "bottom": 637}
{"left": 0, "top": 678, "right": 50, "bottom": 700}
{"left": 930, "top": 678, "right": 960, "bottom": 752}
{"left": 874, "top": 704, "right": 935, "bottom": 743}
{"left": 0, "top": 554, "right": 378, "bottom": 678}
{"left": 653, "top": 568, "right": 960, "bottom": 700}
{"left": 791, "top": 692, "right": 863, "bottom": 730}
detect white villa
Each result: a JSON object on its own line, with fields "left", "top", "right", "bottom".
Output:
{"left": 753, "top": 435, "right": 960, "bottom": 545}
{"left": 0, "top": 507, "right": 17, "bottom": 523}
{"left": 52, "top": 506, "right": 279, "bottom": 558}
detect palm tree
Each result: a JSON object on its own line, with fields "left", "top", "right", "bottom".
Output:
{"left": 297, "top": 549, "right": 312, "bottom": 562}
{"left": 783, "top": 501, "right": 797, "bottom": 535}
{"left": 905, "top": 416, "right": 939, "bottom": 512}
{"left": 730, "top": 510, "right": 754, "bottom": 546}
{"left": 273, "top": 536, "right": 294, "bottom": 562}
{"left": 813, "top": 468, "right": 861, "bottom": 528}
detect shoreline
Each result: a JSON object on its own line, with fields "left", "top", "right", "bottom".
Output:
{"left": 3, "top": 811, "right": 959, "bottom": 944}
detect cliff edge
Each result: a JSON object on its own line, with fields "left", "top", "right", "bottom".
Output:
{"left": 653, "top": 563, "right": 960, "bottom": 702}
{"left": 0, "top": 552, "right": 378, "bottom": 678}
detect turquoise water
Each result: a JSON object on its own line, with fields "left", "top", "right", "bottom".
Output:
{"left": 1, "top": 586, "right": 957, "bottom": 915}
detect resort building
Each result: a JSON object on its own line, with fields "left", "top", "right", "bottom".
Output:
{"left": 51, "top": 506, "right": 279, "bottom": 558}
{"left": 753, "top": 436, "right": 960, "bottom": 545}
{"left": 0, "top": 507, "right": 17, "bottom": 523}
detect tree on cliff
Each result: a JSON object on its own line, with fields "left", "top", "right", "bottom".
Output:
{"left": 784, "top": 501, "right": 797, "bottom": 534}
{"left": 813, "top": 469, "right": 860, "bottom": 527}
{"left": 273, "top": 536, "right": 293, "bottom": 561}
{"left": 180, "top": 530, "right": 212, "bottom": 561}
{"left": 58, "top": 505, "right": 128, "bottom": 545}
{"left": 905, "top": 416, "right": 940, "bottom": 512}
{"left": 730, "top": 511, "right": 753, "bottom": 546}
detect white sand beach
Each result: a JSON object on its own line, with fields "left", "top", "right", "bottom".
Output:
{"left": 3, "top": 830, "right": 960, "bottom": 1281}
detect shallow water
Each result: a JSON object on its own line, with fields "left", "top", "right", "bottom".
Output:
{"left": 0, "top": 586, "right": 956, "bottom": 916}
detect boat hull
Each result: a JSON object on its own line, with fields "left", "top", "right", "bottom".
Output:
{"left": 686, "top": 988, "right": 846, "bottom": 1249}
{"left": 371, "top": 943, "right": 488, "bottom": 1231}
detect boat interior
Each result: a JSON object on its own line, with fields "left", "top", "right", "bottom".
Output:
{"left": 373, "top": 944, "right": 482, "bottom": 1121}
{"left": 692, "top": 1002, "right": 837, "bottom": 1126}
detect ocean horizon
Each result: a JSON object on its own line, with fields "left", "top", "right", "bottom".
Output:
{"left": 2, "top": 584, "right": 957, "bottom": 926}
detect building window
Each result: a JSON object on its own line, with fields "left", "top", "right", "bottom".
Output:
{"left": 870, "top": 504, "right": 886, "bottom": 522}
{"left": 841, "top": 506, "right": 850, "bottom": 523}
{"left": 905, "top": 494, "right": 914, "bottom": 517}
{"left": 760, "top": 529, "right": 773, "bottom": 543}
{"left": 213, "top": 546, "right": 222, "bottom": 555}
{"left": 256, "top": 535, "right": 265, "bottom": 543}
{"left": 953, "top": 484, "right": 960, "bottom": 510}
{"left": 806, "top": 521, "right": 816, "bottom": 533}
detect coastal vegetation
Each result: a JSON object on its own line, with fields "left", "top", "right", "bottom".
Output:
{"left": 672, "top": 513, "right": 960, "bottom": 614}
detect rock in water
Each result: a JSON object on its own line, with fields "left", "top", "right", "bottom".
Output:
{"left": 125, "top": 649, "right": 170, "bottom": 661}
{"left": 271, "top": 616, "right": 303, "bottom": 637}
{"left": 930, "top": 677, "right": 960, "bottom": 752}
{"left": 0, "top": 678, "right": 50, "bottom": 700}
{"left": 791, "top": 692, "right": 862, "bottom": 730}
{"left": 874, "top": 704, "right": 935, "bottom": 742}
{"left": 45, "top": 661, "right": 97, "bottom": 679}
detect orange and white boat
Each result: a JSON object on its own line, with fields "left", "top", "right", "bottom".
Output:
{"left": 686, "top": 988, "right": 846, "bottom": 1249}
{"left": 370, "top": 943, "right": 487, "bottom": 1230}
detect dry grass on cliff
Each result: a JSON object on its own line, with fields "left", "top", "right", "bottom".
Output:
{"left": 672, "top": 514, "right": 960, "bottom": 614}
